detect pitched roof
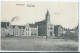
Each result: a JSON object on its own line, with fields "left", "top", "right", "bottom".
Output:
{"left": 29, "top": 24, "right": 37, "bottom": 28}
{"left": 36, "top": 20, "right": 45, "bottom": 23}
{"left": 54, "top": 25, "right": 61, "bottom": 28}
{"left": 54, "top": 25, "right": 63, "bottom": 29}
{"left": 18, "top": 26, "right": 25, "bottom": 29}
{"left": 35, "top": 20, "right": 45, "bottom": 25}
{"left": 1, "top": 22, "right": 10, "bottom": 28}
{"left": 11, "top": 25, "right": 25, "bottom": 29}
{"left": 11, "top": 25, "right": 16, "bottom": 28}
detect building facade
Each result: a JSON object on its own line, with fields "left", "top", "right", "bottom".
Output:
{"left": 54, "top": 25, "right": 63, "bottom": 37}
{"left": 2, "top": 10, "right": 77, "bottom": 37}
{"left": 29, "top": 24, "right": 38, "bottom": 36}
{"left": 1, "top": 10, "right": 54, "bottom": 37}
{"left": 1, "top": 22, "right": 10, "bottom": 37}
{"left": 8, "top": 23, "right": 38, "bottom": 36}
{"left": 36, "top": 10, "right": 54, "bottom": 36}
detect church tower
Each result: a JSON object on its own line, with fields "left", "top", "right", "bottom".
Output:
{"left": 45, "top": 9, "right": 54, "bottom": 36}
{"left": 45, "top": 10, "right": 50, "bottom": 22}
{"left": 45, "top": 9, "right": 50, "bottom": 36}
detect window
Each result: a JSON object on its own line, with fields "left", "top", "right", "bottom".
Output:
{"left": 31, "top": 33, "right": 33, "bottom": 35}
{"left": 28, "top": 33, "right": 29, "bottom": 35}
{"left": 22, "top": 34, "right": 24, "bottom": 35}
{"left": 28, "top": 29, "right": 29, "bottom": 31}
{"left": 50, "top": 28, "right": 53, "bottom": 30}
{"left": 13, "top": 32, "right": 14, "bottom": 35}
{"left": 26, "top": 33, "right": 27, "bottom": 35}
{"left": 34, "top": 33, "right": 36, "bottom": 35}
{"left": 48, "top": 28, "right": 49, "bottom": 30}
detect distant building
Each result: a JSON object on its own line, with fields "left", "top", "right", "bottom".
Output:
{"left": 71, "top": 25, "right": 79, "bottom": 38}
{"left": 75, "top": 25, "right": 79, "bottom": 38}
{"left": 29, "top": 24, "right": 38, "bottom": 36}
{"left": 10, "top": 25, "right": 25, "bottom": 36}
{"left": 24, "top": 24, "right": 31, "bottom": 36}
{"left": 1, "top": 10, "right": 78, "bottom": 38}
{"left": 8, "top": 23, "right": 38, "bottom": 36}
{"left": 1, "top": 22, "right": 10, "bottom": 37}
{"left": 54, "top": 25, "right": 63, "bottom": 37}
{"left": 35, "top": 10, "right": 54, "bottom": 36}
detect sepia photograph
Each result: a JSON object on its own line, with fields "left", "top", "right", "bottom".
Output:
{"left": 1, "top": 1, "right": 79, "bottom": 51}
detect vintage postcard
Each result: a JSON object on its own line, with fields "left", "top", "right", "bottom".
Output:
{"left": 1, "top": 1, "right": 79, "bottom": 51}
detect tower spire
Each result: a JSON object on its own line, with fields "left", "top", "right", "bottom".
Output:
{"left": 45, "top": 9, "right": 50, "bottom": 21}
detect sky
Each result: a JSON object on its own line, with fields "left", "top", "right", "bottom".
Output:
{"left": 1, "top": 1, "right": 78, "bottom": 29}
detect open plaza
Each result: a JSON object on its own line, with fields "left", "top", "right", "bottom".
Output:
{"left": 1, "top": 36, "right": 78, "bottom": 51}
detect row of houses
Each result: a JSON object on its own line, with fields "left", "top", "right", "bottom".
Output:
{"left": 1, "top": 21, "right": 79, "bottom": 38}
{"left": 1, "top": 10, "right": 79, "bottom": 38}
{"left": 1, "top": 10, "right": 54, "bottom": 37}
{"left": 1, "top": 22, "right": 38, "bottom": 37}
